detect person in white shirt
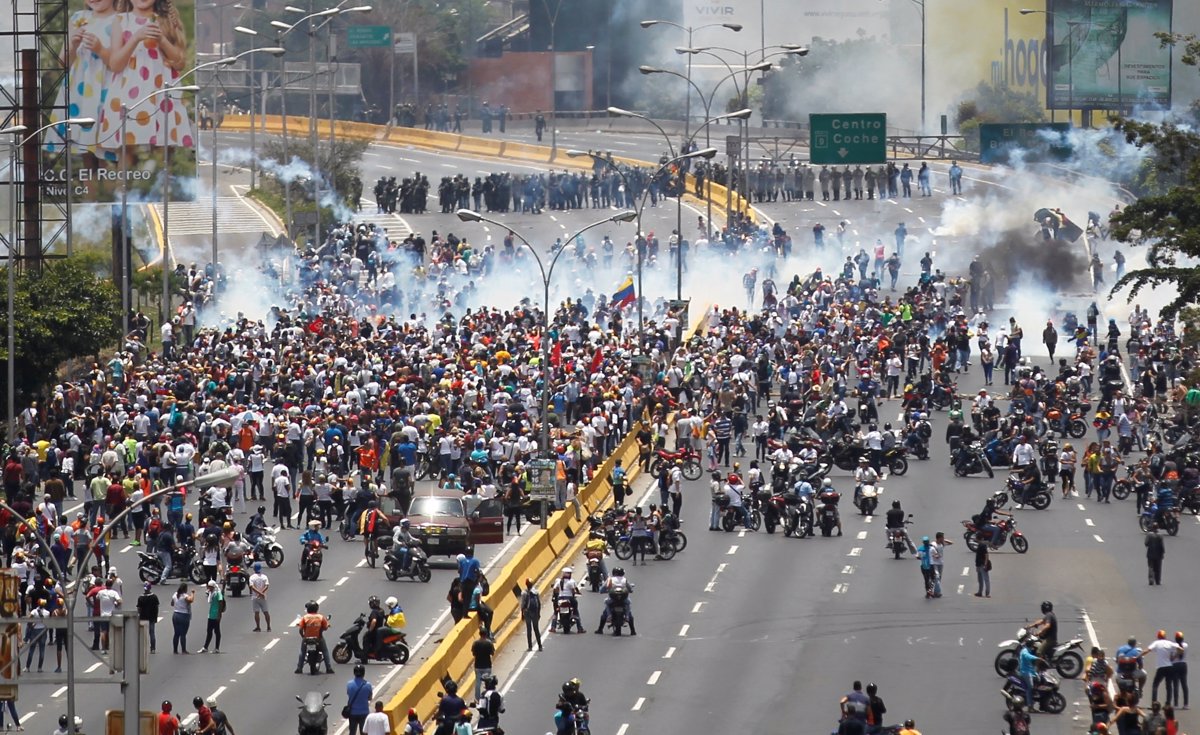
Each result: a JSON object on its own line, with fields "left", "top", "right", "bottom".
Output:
{"left": 249, "top": 562, "right": 271, "bottom": 632}
{"left": 1147, "top": 630, "right": 1183, "bottom": 704}
{"left": 363, "top": 701, "right": 390, "bottom": 735}
{"left": 96, "top": 579, "right": 122, "bottom": 650}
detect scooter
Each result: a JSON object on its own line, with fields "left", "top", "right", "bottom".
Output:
{"left": 556, "top": 597, "right": 578, "bottom": 634}
{"left": 297, "top": 691, "right": 330, "bottom": 735}
{"left": 887, "top": 515, "right": 914, "bottom": 559}
{"left": 586, "top": 552, "right": 604, "bottom": 592}
{"left": 300, "top": 541, "right": 326, "bottom": 581}
{"left": 225, "top": 561, "right": 249, "bottom": 597}
{"left": 1001, "top": 664, "right": 1066, "bottom": 714}
{"left": 331, "top": 612, "right": 410, "bottom": 665}
{"left": 607, "top": 585, "right": 630, "bottom": 636}
{"left": 854, "top": 483, "right": 882, "bottom": 516}
{"left": 137, "top": 546, "right": 203, "bottom": 584}
{"left": 382, "top": 543, "right": 432, "bottom": 583}
{"left": 252, "top": 527, "right": 285, "bottom": 568}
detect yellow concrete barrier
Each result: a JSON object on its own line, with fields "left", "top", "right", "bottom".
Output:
{"left": 456, "top": 136, "right": 504, "bottom": 158}
{"left": 383, "top": 306, "right": 709, "bottom": 730}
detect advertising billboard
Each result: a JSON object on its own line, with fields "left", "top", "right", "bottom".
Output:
{"left": 41, "top": 0, "right": 197, "bottom": 203}
{"left": 1045, "top": 0, "right": 1172, "bottom": 110}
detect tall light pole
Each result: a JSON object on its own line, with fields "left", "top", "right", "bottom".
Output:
{"left": 456, "top": 208, "right": 636, "bottom": 457}
{"left": 0, "top": 118, "right": 94, "bottom": 439}
{"left": 567, "top": 147, "right": 717, "bottom": 347}
{"left": 639, "top": 20, "right": 741, "bottom": 140}
{"left": 235, "top": 25, "right": 262, "bottom": 189}
{"left": 676, "top": 44, "right": 807, "bottom": 230}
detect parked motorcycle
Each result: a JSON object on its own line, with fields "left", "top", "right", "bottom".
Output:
{"left": 962, "top": 518, "right": 1029, "bottom": 554}
{"left": 299, "top": 540, "right": 326, "bottom": 581}
{"left": 297, "top": 691, "right": 330, "bottom": 735}
{"left": 382, "top": 543, "right": 432, "bottom": 583}
{"left": 224, "top": 561, "right": 249, "bottom": 597}
{"left": 301, "top": 637, "right": 325, "bottom": 675}
{"left": 817, "top": 491, "right": 841, "bottom": 537}
{"left": 1001, "top": 666, "right": 1066, "bottom": 714}
{"left": 649, "top": 447, "right": 703, "bottom": 480}
{"left": 331, "top": 612, "right": 410, "bottom": 665}
{"left": 993, "top": 627, "right": 1085, "bottom": 679}
{"left": 556, "top": 597, "right": 577, "bottom": 634}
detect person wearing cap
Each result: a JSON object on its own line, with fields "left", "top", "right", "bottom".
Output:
{"left": 1170, "top": 631, "right": 1188, "bottom": 709}
{"left": 1148, "top": 630, "right": 1183, "bottom": 704}
{"left": 548, "top": 567, "right": 583, "bottom": 634}
{"left": 401, "top": 707, "right": 424, "bottom": 735}
{"left": 137, "top": 581, "right": 160, "bottom": 654}
{"left": 249, "top": 562, "right": 271, "bottom": 632}
{"left": 520, "top": 577, "right": 542, "bottom": 651}
{"left": 199, "top": 579, "right": 224, "bottom": 654}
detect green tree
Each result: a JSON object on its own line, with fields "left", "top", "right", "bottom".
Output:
{"left": 1109, "top": 32, "right": 1200, "bottom": 317}
{"left": 0, "top": 260, "right": 122, "bottom": 415}
{"left": 955, "top": 82, "right": 1046, "bottom": 152}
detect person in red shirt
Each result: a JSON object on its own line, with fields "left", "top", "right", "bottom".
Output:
{"left": 158, "top": 701, "right": 179, "bottom": 735}
{"left": 192, "top": 697, "right": 212, "bottom": 734}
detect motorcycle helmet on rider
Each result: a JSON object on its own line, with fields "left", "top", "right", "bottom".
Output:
{"left": 1041, "top": 601, "right": 1053, "bottom": 614}
{"left": 306, "top": 601, "right": 319, "bottom": 614}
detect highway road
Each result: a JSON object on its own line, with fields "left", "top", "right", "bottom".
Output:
{"left": 27, "top": 120, "right": 1158, "bottom": 735}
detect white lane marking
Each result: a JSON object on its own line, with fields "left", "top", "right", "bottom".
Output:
{"left": 904, "top": 207, "right": 914, "bottom": 213}
{"left": 841, "top": 566, "right": 855, "bottom": 575}
{"left": 210, "top": 685, "right": 227, "bottom": 701}
{"left": 1077, "top": 504, "right": 1087, "bottom": 511}
{"left": 238, "top": 661, "right": 254, "bottom": 674}
{"left": 832, "top": 210, "right": 841, "bottom": 216}
{"left": 856, "top": 531, "right": 868, "bottom": 540}
{"left": 962, "top": 566, "right": 970, "bottom": 577}
{"left": 86, "top": 662, "right": 103, "bottom": 673}
{"left": 738, "top": 528, "right": 746, "bottom": 538}
{"left": 1083, "top": 609, "right": 1118, "bottom": 700}
{"left": 647, "top": 670, "right": 661, "bottom": 686}
{"left": 864, "top": 516, "right": 873, "bottom": 524}
{"left": 316, "top": 595, "right": 327, "bottom": 605}
{"left": 1094, "top": 534, "right": 1105, "bottom": 543}
{"left": 846, "top": 544, "right": 863, "bottom": 557}
{"left": 19, "top": 713, "right": 35, "bottom": 725}
{"left": 335, "top": 576, "right": 349, "bottom": 587}
{"left": 355, "top": 559, "right": 367, "bottom": 568}
{"left": 833, "top": 583, "right": 849, "bottom": 593}
{"left": 1085, "top": 518, "right": 1095, "bottom": 527}
{"left": 52, "top": 686, "right": 68, "bottom": 697}
{"left": 499, "top": 644, "right": 542, "bottom": 697}
{"left": 957, "top": 584, "right": 965, "bottom": 595}
{"left": 679, "top": 624, "right": 690, "bottom": 637}
{"left": 617, "top": 725, "right": 630, "bottom": 735}
{"left": 632, "top": 697, "right": 645, "bottom": 711}
{"left": 120, "top": 545, "right": 132, "bottom": 553}
{"left": 264, "top": 637, "right": 280, "bottom": 650}
{"left": 691, "top": 602, "right": 703, "bottom": 613}
{"left": 663, "top": 647, "right": 675, "bottom": 659}
{"left": 727, "top": 545, "right": 738, "bottom": 555}
{"left": 703, "top": 563, "right": 726, "bottom": 593}
{"left": 918, "top": 216, "right": 926, "bottom": 223}
{"left": 549, "top": 215, "right": 558, "bottom": 222}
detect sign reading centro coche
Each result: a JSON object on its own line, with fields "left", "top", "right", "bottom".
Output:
{"left": 809, "top": 113, "right": 887, "bottom": 165}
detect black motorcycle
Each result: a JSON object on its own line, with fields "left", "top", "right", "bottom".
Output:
{"left": 607, "top": 585, "right": 631, "bottom": 636}
{"left": 383, "top": 543, "right": 432, "bottom": 583}
{"left": 817, "top": 492, "right": 841, "bottom": 537}
{"left": 952, "top": 442, "right": 995, "bottom": 478}
{"left": 297, "top": 691, "right": 329, "bottom": 735}
{"left": 331, "top": 612, "right": 410, "bottom": 665}
{"left": 300, "top": 541, "right": 326, "bottom": 581}
{"left": 301, "top": 637, "right": 325, "bottom": 675}
{"left": 137, "top": 547, "right": 204, "bottom": 584}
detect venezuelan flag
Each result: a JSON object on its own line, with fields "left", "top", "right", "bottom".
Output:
{"left": 612, "top": 276, "right": 636, "bottom": 308}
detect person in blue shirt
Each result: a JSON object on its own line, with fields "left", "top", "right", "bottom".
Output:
{"left": 1017, "top": 640, "right": 1045, "bottom": 707}
{"left": 299, "top": 521, "right": 327, "bottom": 547}
{"left": 1115, "top": 637, "right": 1147, "bottom": 697}
{"left": 917, "top": 536, "right": 934, "bottom": 598}
{"left": 345, "top": 664, "right": 374, "bottom": 735}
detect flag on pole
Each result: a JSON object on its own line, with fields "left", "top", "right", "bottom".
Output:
{"left": 612, "top": 276, "right": 636, "bottom": 308}
{"left": 590, "top": 347, "right": 604, "bottom": 374}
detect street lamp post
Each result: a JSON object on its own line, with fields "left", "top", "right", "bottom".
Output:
{"left": 639, "top": 20, "right": 741, "bottom": 140}
{"left": 456, "top": 208, "right": 636, "bottom": 456}
{"left": 566, "top": 147, "right": 717, "bottom": 348}
{"left": 234, "top": 25, "right": 261, "bottom": 188}
{"left": 1, "top": 118, "right": 93, "bottom": 440}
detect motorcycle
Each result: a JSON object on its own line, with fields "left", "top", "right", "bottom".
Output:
{"left": 297, "top": 691, "right": 330, "bottom": 735}
{"left": 1007, "top": 475, "right": 1052, "bottom": 510}
{"left": 331, "top": 612, "right": 410, "bottom": 665}
{"left": 783, "top": 496, "right": 812, "bottom": 538}
{"left": 887, "top": 515, "right": 914, "bottom": 559}
{"left": 383, "top": 543, "right": 432, "bottom": 583}
{"left": 962, "top": 518, "right": 1029, "bottom": 554}
{"left": 854, "top": 483, "right": 882, "bottom": 516}
{"left": 993, "top": 627, "right": 1085, "bottom": 679}
{"left": 1139, "top": 500, "right": 1180, "bottom": 536}
{"left": 719, "top": 502, "right": 760, "bottom": 532}
{"left": 301, "top": 637, "right": 325, "bottom": 675}
{"left": 251, "top": 528, "right": 285, "bottom": 569}
{"left": 556, "top": 597, "right": 577, "bottom": 634}
{"left": 586, "top": 551, "right": 604, "bottom": 592}
{"left": 224, "top": 560, "right": 249, "bottom": 597}
{"left": 299, "top": 540, "right": 326, "bottom": 581}
{"left": 649, "top": 447, "right": 703, "bottom": 480}
{"left": 883, "top": 447, "right": 909, "bottom": 476}
{"left": 1001, "top": 666, "right": 1066, "bottom": 714}
{"left": 953, "top": 442, "right": 995, "bottom": 478}
{"left": 607, "top": 585, "right": 630, "bottom": 636}
{"left": 817, "top": 492, "right": 840, "bottom": 538}
{"left": 137, "top": 546, "right": 203, "bottom": 584}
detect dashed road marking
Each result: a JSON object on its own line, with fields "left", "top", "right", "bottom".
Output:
{"left": 663, "top": 647, "right": 675, "bottom": 659}
{"left": 727, "top": 545, "right": 738, "bottom": 555}
{"left": 738, "top": 529, "right": 746, "bottom": 538}
{"left": 1085, "top": 519, "right": 1095, "bottom": 526}
{"left": 210, "top": 685, "right": 227, "bottom": 700}
{"left": 265, "top": 637, "right": 280, "bottom": 650}
{"left": 617, "top": 725, "right": 629, "bottom": 735}
{"left": 841, "top": 565, "right": 855, "bottom": 575}
{"left": 691, "top": 602, "right": 703, "bottom": 613}
{"left": 957, "top": 584, "right": 965, "bottom": 595}
{"left": 962, "top": 566, "right": 970, "bottom": 576}
{"left": 632, "top": 697, "right": 645, "bottom": 711}
{"left": 1094, "top": 534, "right": 1105, "bottom": 543}
{"left": 52, "top": 686, "right": 67, "bottom": 698}
{"left": 1077, "top": 504, "right": 1087, "bottom": 511}
{"left": 864, "top": 516, "right": 873, "bottom": 524}
{"left": 86, "top": 662, "right": 103, "bottom": 673}
{"left": 336, "top": 576, "right": 349, "bottom": 586}
{"left": 316, "top": 595, "right": 327, "bottom": 604}
{"left": 238, "top": 661, "right": 254, "bottom": 674}
{"left": 19, "top": 713, "right": 35, "bottom": 725}
{"left": 848, "top": 547, "right": 862, "bottom": 556}
{"left": 856, "top": 531, "right": 868, "bottom": 540}
{"left": 647, "top": 670, "right": 661, "bottom": 685}
{"left": 833, "top": 583, "right": 849, "bottom": 594}
{"left": 356, "top": 560, "right": 367, "bottom": 568}
{"left": 679, "top": 624, "right": 690, "bottom": 637}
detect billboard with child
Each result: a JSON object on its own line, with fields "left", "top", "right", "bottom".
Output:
{"left": 41, "top": 0, "right": 197, "bottom": 203}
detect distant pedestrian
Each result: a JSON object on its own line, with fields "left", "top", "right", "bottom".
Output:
{"left": 471, "top": 627, "right": 495, "bottom": 701}
{"left": 1146, "top": 526, "right": 1165, "bottom": 585}
{"left": 520, "top": 578, "right": 542, "bottom": 651}
{"left": 137, "top": 581, "right": 159, "bottom": 653}
{"left": 974, "top": 542, "right": 991, "bottom": 598}
{"left": 199, "top": 580, "right": 223, "bottom": 653}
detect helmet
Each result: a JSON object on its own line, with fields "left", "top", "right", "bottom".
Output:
{"left": 222, "top": 522, "right": 232, "bottom": 531}
{"left": 257, "top": 505, "right": 265, "bottom": 515}
{"left": 193, "top": 696, "right": 204, "bottom": 709}
{"left": 161, "top": 701, "right": 173, "bottom": 713}
{"left": 563, "top": 679, "right": 580, "bottom": 695}
{"left": 368, "top": 500, "right": 378, "bottom": 509}
{"left": 949, "top": 410, "right": 962, "bottom": 421}
{"left": 59, "top": 715, "right": 70, "bottom": 728}
{"left": 305, "top": 601, "right": 319, "bottom": 614}
{"left": 309, "top": 520, "right": 321, "bottom": 529}
{"left": 891, "top": 500, "right": 901, "bottom": 510}
{"left": 612, "top": 567, "right": 624, "bottom": 577}
{"left": 563, "top": 567, "right": 573, "bottom": 576}
{"left": 385, "top": 596, "right": 398, "bottom": 609}
{"left": 866, "top": 683, "right": 877, "bottom": 695}
{"left": 822, "top": 478, "right": 832, "bottom": 488}
{"left": 368, "top": 595, "right": 381, "bottom": 609}
{"left": 354, "top": 664, "right": 366, "bottom": 678}
{"left": 1041, "top": 601, "right": 1053, "bottom": 614}
{"left": 456, "top": 554, "right": 466, "bottom": 563}
{"left": 400, "top": 518, "right": 410, "bottom": 527}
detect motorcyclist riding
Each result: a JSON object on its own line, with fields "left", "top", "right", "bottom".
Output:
{"left": 561, "top": 678, "right": 588, "bottom": 710}
{"left": 359, "top": 500, "right": 390, "bottom": 559}
{"left": 1115, "top": 637, "right": 1147, "bottom": 698}
{"left": 299, "top": 520, "right": 327, "bottom": 547}
{"left": 245, "top": 505, "right": 268, "bottom": 546}
{"left": 223, "top": 532, "right": 251, "bottom": 567}
{"left": 1013, "top": 460, "right": 1043, "bottom": 508}
{"left": 388, "top": 518, "right": 417, "bottom": 571}
{"left": 818, "top": 478, "right": 844, "bottom": 536}
{"left": 294, "top": 600, "right": 334, "bottom": 674}
{"left": 584, "top": 531, "right": 609, "bottom": 581}
{"left": 1027, "top": 601, "right": 1058, "bottom": 660}
{"left": 594, "top": 566, "right": 636, "bottom": 635}
{"left": 884, "top": 500, "right": 916, "bottom": 554}
{"left": 975, "top": 492, "right": 1013, "bottom": 549}
{"left": 548, "top": 568, "right": 584, "bottom": 634}
{"left": 853, "top": 457, "right": 880, "bottom": 505}
{"left": 363, "top": 595, "right": 386, "bottom": 659}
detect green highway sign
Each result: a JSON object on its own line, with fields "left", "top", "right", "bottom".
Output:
{"left": 978, "top": 122, "right": 1072, "bottom": 164}
{"left": 809, "top": 113, "right": 887, "bottom": 165}
{"left": 347, "top": 25, "right": 392, "bottom": 48}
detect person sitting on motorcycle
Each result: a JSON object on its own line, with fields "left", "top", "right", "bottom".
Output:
{"left": 389, "top": 519, "right": 417, "bottom": 572}
{"left": 1028, "top": 601, "right": 1059, "bottom": 661}
{"left": 818, "top": 478, "right": 843, "bottom": 537}
{"left": 223, "top": 531, "right": 251, "bottom": 568}
{"left": 1115, "top": 637, "right": 1146, "bottom": 697}
{"left": 1153, "top": 485, "right": 1177, "bottom": 528}
{"left": 548, "top": 568, "right": 584, "bottom": 634}
{"left": 594, "top": 566, "right": 635, "bottom": 635}
{"left": 945, "top": 410, "right": 966, "bottom": 453}
{"left": 476, "top": 674, "right": 503, "bottom": 730}
{"left": 384, "top": 596, "right": 405, "bottom": 629}
{"left": 975, "top": 494, "right": 1013, "bottom": 549}
{"left": 561, "top": 678, "right": 588, "bottom": 710}
{"left": 245, "top": 506, "right": 268, "bottom": 547}
{"left": 300, "top": 520, "right": 327, "bottom": 548}
{"left": 363, "top": 595, "right": 387, "bottom": 659}
{"left": 884, "top": 500, "right": 917, "bottom": 554}
{"left": 853, "top": 458, "right": 880, "bottom": 505}
{"left": 725, "top": 474, "right": 751, "bottom": 530}
{"left": 294, "top": 600, "right": 334, "bottom": 674}
{"left": 155, "top": 523, "right": 178, "bottom": 584}
{"left": 1013, "top": 462, "right": 1043, "bottom": 508}
{"left": 584, "top": 532, "right": 609, "bottom": 582}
